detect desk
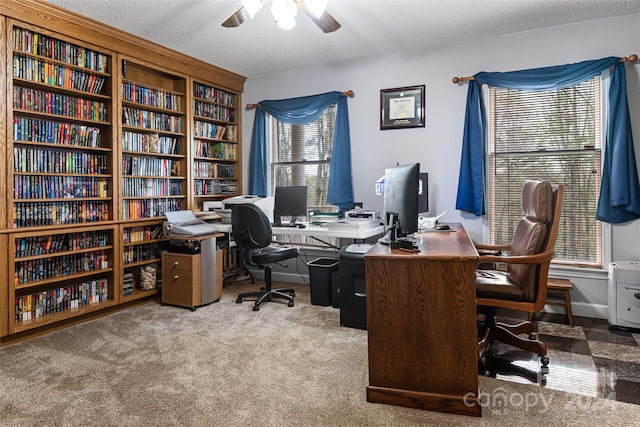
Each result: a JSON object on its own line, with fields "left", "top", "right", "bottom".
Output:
{"left": 364, "top": 223, "right": 481, "bottom": 417}
{"left": 215, "top": 223, "right": 385, "bottom": 282}
{"left": 214, "top": 223, "right": 385, "bottom": 241}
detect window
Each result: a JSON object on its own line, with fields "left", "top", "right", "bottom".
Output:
{"left": 488, "top": 77, "right": 602, "bottom": 267}
{"left": 270, "top": 105, "right": 337, "bottom": 246}
{"left": 270, "top": 104, "right": 337, "bottom": 214}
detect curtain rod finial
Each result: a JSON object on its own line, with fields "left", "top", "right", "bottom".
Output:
{"left": 342, "top": 90, "right": 354, "bottom": 97}
{"left": 452, "top": 77, "right": 462, "bottom": 84}
{"left": 628, "top": 54, "right": 638, "bottom": 63}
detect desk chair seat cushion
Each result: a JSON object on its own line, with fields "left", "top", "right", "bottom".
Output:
{"left": 250, "top": 246, "right": 300, "bottom": 265}
{"left": 476, "top": 270, "right": 526, "bottom": 301}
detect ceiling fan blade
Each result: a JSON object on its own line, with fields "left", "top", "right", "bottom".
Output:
{"left": 297, "top": 1, "right": 341, "bottom": 33}
{"left": 222, "top": 7, "right": 249, "bottom": 28}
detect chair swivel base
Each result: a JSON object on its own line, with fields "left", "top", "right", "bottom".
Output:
{"left": 236, "top": 288, "right": 295, "bottom": 311}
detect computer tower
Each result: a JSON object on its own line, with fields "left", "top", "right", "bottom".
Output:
{"left": 339, "top": 244, "right": 372, "bottom": 330}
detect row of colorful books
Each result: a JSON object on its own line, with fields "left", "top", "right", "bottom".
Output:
{"left": 12, "top": 27, "right": 109, "bottom": 73}
{"left": 13, "top": 117, "right": 102, "bottom": 147}
{"left": 14, "top": 175, "right": 109, "bottom": 199}
{"left": 123, "top": 243, "right": 161, "bottom": 264}
{"left": 193, "top": 82, "right": 235, "bottom": 107}
{"left": 15, "top": 249, "right": 109, "bottom": 284}
{"left": 193, "top": 161, "right": 234, "bottom": 179}
{"left": 193, "top": 140, "right": 237, "bottom": 160}
{"left": 13, "top": 53, "right": 106, "bottom": 95}
{"left": 194, "top": 179, "right": 237, "bottom": 195}
{"left": 13, "top": 146, "right": 108, "bottom": 175}
{"left": 122, "top": 81, "right": 182, "bottom": 112}
{"left": 15, "top": 230, "right": 110, "bottom": 258}
{"left": 121, "top": 198, "right": 184, "bottom": 220}
{"left": 122, "top": 178, "right": 182, "bottom": 197}
{"left": 193, "top": 100, "right": 236, "bottom": 122}
{"left": 13, "top": 201, "right": 110, "bottom": 228}
{"left": 15, "top": 278, "right": 110, "bottom": 323}
{"left": 123, "top": 107, "right": 182, "bottom": 133}
{"left": 14, "top": 86, "right": 108, "bottom": 122}
{"left": 121, "top": 131, "right": 181, "bottom": 155}
{"left": 123, "top": 225, "right": 163, "bottom": 244}
{"left": 122, "top": 156, "right": 181, "bottom": 177}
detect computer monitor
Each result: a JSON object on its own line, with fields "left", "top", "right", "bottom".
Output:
{"left": 381, "top": 163, "right": 420, "bottom": 244}
{"left": 273, "top": 186, "right": 308, "bottom": 225}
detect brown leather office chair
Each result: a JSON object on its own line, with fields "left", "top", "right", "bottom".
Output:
{"left": 475, "top": 180, "right": 563, "bottom": 369}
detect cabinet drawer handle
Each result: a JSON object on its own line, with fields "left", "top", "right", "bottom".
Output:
{"left": 174, "top": 261, "right": 179, "bottom": 266}
{"left": 174, "top": 275, "right": 179, "bottom": 280}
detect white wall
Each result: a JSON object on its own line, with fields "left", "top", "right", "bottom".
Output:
{"left": 241, "top": 13, "right": 640, "bottom": 319}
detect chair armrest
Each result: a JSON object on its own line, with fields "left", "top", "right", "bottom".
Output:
{"left": 478, "top": 250, "right": 554, "bottom": 265}
{"left": 475, "top": 242, "right": 511, "bottom": 251}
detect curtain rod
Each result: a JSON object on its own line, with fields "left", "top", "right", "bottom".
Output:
{"left": 245, "top": 90, "right": 354, "bottom": 110}
{"left": 451, "top": 54, "right": 638, "bottom": 84}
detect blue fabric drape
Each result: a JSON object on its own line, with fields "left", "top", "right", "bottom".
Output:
{"left": 455, "top": 81, "right": 486, "bottom": 215}
{"left": 248, "top": 91, "right": 353, "bottom": 209}
{"left": 597, "top": 62, "right": 640, "bottom": 222}
{"left": 456, "top": 57, "right": 640, "bottom": 223}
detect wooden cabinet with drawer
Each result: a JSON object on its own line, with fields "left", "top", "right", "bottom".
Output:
{"left": 162, "top": 252, "right": 202, "bottom": 310}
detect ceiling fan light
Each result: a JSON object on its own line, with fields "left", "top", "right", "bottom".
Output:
{"left": 305, "top": 0, "right": 328, "bottom": 18}
{"left": 276, "top": 16, "right": 297, "bottom": 30}
{"left": 241, "top": 0, "right": 264, "bottom": 19}
{"left": 271, "top": 0, "right": 298, "bottom": 22}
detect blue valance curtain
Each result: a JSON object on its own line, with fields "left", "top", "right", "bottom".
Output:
{"left": 455, "top": 57, "right": 640, "bottom": 223}
{"left": 248, "top": 91, "right": 354, "bottom": 210}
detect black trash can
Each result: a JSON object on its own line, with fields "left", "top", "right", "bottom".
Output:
{"left": 307, "top": 258, "right": 339, "bottom": 306}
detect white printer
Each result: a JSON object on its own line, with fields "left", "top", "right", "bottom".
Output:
{"left": 608, "top": 261, "right": 640, "bottom": 329}
{"left": 221, "top": 195, "right": 275, "bottom": 223}
{"left": 163, "top": 210, "right": 218, "bottom": 237}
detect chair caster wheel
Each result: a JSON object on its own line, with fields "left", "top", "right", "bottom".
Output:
{"left": 291, "top": 291, "right": 296, "bottom": 297}
{"left": 288, "top": 300, "right": 294, "bottom": 307}
{"left": 253, "top": 305, "right": 260, "bottom": 311}
{"left": 541, "top": 355, "right": 550, "bottom": 367}
{"left": 190, "top": 307, "right": 197, "bottom": 312}
{"left": 236, "top": 297, "right": 242, "bottom": 304}
{"left": 528, "top": 333, "right": 537, "bottom": 340}
{"left": 479, "top": 356, "right": 487, "bottom": 366}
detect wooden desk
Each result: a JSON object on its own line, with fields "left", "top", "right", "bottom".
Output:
{"left": 364, "top": 224, "right": 481, "bottom": 417}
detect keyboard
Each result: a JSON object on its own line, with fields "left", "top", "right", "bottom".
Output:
{"left": 271, "top": 223, "right": 300, "bottom": 228}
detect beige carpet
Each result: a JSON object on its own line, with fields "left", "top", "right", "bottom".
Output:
{"left": 1, "top": 281, "right": 639, "bottom": 427}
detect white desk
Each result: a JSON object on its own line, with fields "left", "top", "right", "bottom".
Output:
{"left": 213, "top": 223, "right": 385, "bottom": 282}
{"left": 214, "top": 223, "right": 385, "bottom": 241}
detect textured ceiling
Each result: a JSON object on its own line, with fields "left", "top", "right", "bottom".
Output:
{"left": 44, "top": 0, "right": 640, "bottom": 78}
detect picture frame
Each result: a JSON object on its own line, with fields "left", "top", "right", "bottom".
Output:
{"left": 380, "top": 85, "right": 425, "bottom": 130}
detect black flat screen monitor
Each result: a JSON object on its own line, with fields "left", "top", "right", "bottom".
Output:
{"left": 273, "top": 186, "right": 308, "bottom": 225}
{"left": 381, "top": 163, "right": 420, "bottom": 244}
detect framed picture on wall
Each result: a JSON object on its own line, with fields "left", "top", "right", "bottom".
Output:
{"left": 380, "top": 85, "right": 425, "bottom": 130}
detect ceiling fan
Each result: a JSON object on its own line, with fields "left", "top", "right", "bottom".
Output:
{"left": 222, "top": 0, "right": 341, "bottom": 33}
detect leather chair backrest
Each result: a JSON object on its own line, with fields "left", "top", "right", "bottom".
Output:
{"left": 508, "top": 180, "right": 554, "bottom": 301}
{"left": 231, "top": 203, "right": 273, "bottom": 266}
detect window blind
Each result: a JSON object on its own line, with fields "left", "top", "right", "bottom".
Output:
{"left": 489, "top": 78, "right": 602, "bottom": 267}
{"left": 271, "top": 104, "right": 336, "bottom": 213}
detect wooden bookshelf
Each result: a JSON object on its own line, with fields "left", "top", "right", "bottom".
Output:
{"left": 120, "top": 220, "right": 167, "bottom": 303}
{"left": 8, "top": 20, "right": 116, "bottom": 229}
{"left": 191, "top": 80, "right": 241, "bottom": 211}
{"left": 0, "top": 0, "right": 245, "bottom": 343}
{"left": 119, "top": 56, "right": 188, "bottom": 220}
{"left": 8, "top": 224, "right": 118, "bottom": 334}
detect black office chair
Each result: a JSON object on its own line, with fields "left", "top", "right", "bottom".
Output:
{"left": 232, "top": 203, "right": 299, "bottom": 311}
